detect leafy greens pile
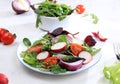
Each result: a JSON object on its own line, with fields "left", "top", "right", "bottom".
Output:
{"left": 34, "top": 0, "right": 73, "bottom": 28}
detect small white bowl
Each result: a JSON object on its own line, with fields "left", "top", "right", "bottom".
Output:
{"left": 38, "top": 15, "right": 72, "bottom": 31}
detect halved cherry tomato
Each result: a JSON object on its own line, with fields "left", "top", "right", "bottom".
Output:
{"left": 1, "top": 32, "right": 15, "bottom": 45}
{"left": 70, "top": 43, "right": 84, "bottom": 56}
{"left": 0, "top": 28, "right": 7, "bottom": 42}
{"left": 44, "top": 56, "right": 58, "bottom": 65}
{"left": 76, "top": 4, "right": 85, "bottom": 14}
{"left": 27, "top": 44, "right": 42, "bottom": 54}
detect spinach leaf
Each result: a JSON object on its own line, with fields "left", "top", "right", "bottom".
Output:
{"left": 23, "top": 38, "right": 31, "bottom": 47}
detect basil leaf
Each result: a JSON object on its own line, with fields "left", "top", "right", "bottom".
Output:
{"left": 23, "top": 38, "right": 31, "bottom": 47}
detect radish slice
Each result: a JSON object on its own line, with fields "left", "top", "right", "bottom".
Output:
{"left": 51, "top": 42, "right": 67, "bottom": 52}
{"left": 36, "top": 51, "right": 50, "bottom": 60}
{"left": 78, "top": 51, "right": 93, "bottom": 64}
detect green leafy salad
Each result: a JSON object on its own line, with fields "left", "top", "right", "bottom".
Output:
{"left": 20, "top": 28, "right": 101, "bottom": 74}
{"left": 34, "top": 0, "right": 73, "bottom": 28}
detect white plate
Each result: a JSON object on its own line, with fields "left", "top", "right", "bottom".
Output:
{"left": 17, "top": 33, "right": 102, "bottom": 75}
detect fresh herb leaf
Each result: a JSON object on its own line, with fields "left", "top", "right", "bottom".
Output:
{"left": 82, "top": 13, "right": 89, "bottom": 17}
{"left": 51, "top": 64, "right": 67, "bottom": 74}
{"left": 23, "top": 38, "right": 31, "bottom": 47}
{"left": 82, "top": 13, "right": 99, "bottom": 24}
{"left": 57, "top": 35, "right": 67, "bottom": 43}
{"left": 83, "top": 42, "right": 101, "bottom": 56}
{"left": 90, "top": 13, "right": 99, "bottom": 24}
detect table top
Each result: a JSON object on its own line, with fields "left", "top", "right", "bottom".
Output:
{"left": 0, "top": 0, "right": 120, "bottom": 84}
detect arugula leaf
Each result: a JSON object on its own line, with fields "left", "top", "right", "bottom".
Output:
{"left": 34, "top": 0, "right": 73, "bottom": 28}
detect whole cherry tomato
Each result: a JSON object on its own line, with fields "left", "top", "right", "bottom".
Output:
{"left": 76, "top": 4, "right": 85, "bottom": 14}
{"left": 1, "top": 32, "right": 15, "bottom": 45}
{"left": 0, "top": 28, "right": 7, "bottom": 42}
{"left": 0, "top": 73, "right": 9, "bottom": 84}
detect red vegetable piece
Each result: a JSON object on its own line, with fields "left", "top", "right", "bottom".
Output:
{"left": 78, "top": 51, "right": 93, "bottom": 64}
{"left": 51, "top": 42, "right": 67, "bottom": 52}
{"left": 1, "top": 32, "right": 15, "bottom": 45}
{"left": 0, "top": 28, "right": 7, "bottom": 42}
{"left": 27, "top": 44, "right": 42, "bottom": 54}
{"left": 0, "top": 73, "right": 9, "bottom": 84}
{"left": 76, "top": 4, "right": 85, "bottom": 14}
{"left": 36, "top": 51, "right": 50, "bottom": 60}
{"left": 92, "top": 31, "right": 107, "bottom": 42}
{"left": 84, "top": 35, "right": 96, "bottom": 46}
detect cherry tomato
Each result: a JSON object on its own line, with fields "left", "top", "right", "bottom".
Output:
{"left": 76, "top": 4, "right": 85, "bottom": 14}
{"left": 0, "top": 28, "right": 7, "bottom": 42}
{"left": 1, "top": 32, "right": 15, "bottom": 45}
{"left": 0, "top": 73, "right": 9, "bottom": 84}
{"left": 27, "top": 44, "right": 42, "bottom": 54}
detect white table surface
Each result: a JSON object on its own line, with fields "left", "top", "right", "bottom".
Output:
{"left": 0, "top": 0, "right": 120, "bottom": 84}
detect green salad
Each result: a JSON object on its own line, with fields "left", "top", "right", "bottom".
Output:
{"left": 34, "top": 0, "right": 73, "bottom": 28}
{"left": 20, "top": 28, "right": 101, "bottom": 74}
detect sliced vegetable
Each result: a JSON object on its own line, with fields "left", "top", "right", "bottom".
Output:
{"left": 92, "top": 31, "right": 107, "bottom": 42}
{"left": 36, "top": 51, "right": 50, "bottom": 60}
{"left": 0, "top": 73, "right": 9, "bottom": 84}
{"left": 78, "top": 51, "right": 92, "bottom": 64}
{"left": 51, "top": 42, "right": 67, "bottom": 52}
{"left": 27, "top": 44, "right": 42, "bottom": 54}
{"left": 60, "top": 58, "right": 84, "bottom": 71}
{"left": 84, "top": 35, "right": 96, "bottom": 46}
{"left": 44, "top": 56, "right": 58, "bottom": 65}
{"left": 70, "top": 43, "right": 83, "bottom": 56}
{"left": 12, "top": 0, "right": 30, "bottom": 14}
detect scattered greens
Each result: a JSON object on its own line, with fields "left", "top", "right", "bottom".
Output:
{"left": 83, "top": 13, "right": 99, "bottom": 24}
{"left": 103, "top": 61, "right": 120, "bottom": 84}
{"left": 83, "top": 42, "right": 101, "bottom": 56}
{"left": 34, "top": 0, "right": 73, "bottom": 28}
{"left": 90, "top": 13, "right": 99, "bottom": 24}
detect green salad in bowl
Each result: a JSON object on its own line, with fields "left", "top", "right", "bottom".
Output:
{"left": 31, "top": 0, "right": 85, "bottom": 31}
{"left": 34, "top": 0, "right": 73, "bottom": 28}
